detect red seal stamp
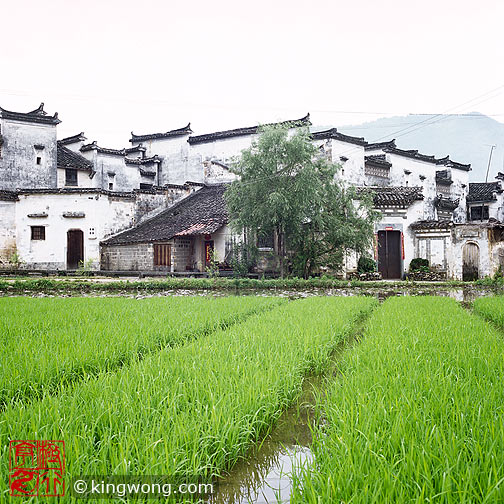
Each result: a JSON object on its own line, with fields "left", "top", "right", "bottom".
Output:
{"left": 9, "top": 440, "right": 65, "bottom": 497}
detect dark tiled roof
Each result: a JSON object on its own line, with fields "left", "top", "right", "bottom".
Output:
{"left": 358, "top": 186, "right": 424, "bottom": 208}
{"left": 57, "top": 142, "right": 94, "bottom": 172}
{"left": 410, "top": 220, "right": 454, "bottom": 230}
{"left": 0, "top": 190, "right": 18, "bottom": 201}
{"left": 435, "top": 169, "right": 453, "bottom": 185}
{"left": 188, "top": 114, "right": 311, "bottom": 145}
{"left": 311, "top": 128, "right": 367, "bottom": 146}
{"left": 467, "top": 182, "right": 502, "bottom": 202}
{"left": 139, "top": 169, "right": 156, "bottom": 177}
{"left": 125, "top": 156, "right": 160, "bottom": 165}
{"left": 130, "top": 124, "right": 192, "bottom": 143}
{"left": 435, "top": 196, "right": 459, "bottom": 210}
{"left": 125, "top": 145, "right": 146, "bottom": 155}
{"left": 365, "top": 139, "right": 396, "bottom": 151}
{"left": 364, "top": 140, "right": 470, "bottom": 171}
{"left": 102, "top": 184, "right": 228, "bottom": 245}
{"left": 0, "top": 103, "right": 60, "bottom": 125}
{"left": 59, "top": 132, "right": 87, "bottom": 145}
{"left": 80, "top": 142, "right": 126, "bottom": 156}
{"left": 365, "top": 154, "right": 392, "bottom": 168}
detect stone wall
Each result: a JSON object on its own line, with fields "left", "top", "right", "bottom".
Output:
{"left": 101, "top": 243, "right": 154, "bottom": 271}
{"left": 173, "top": 237, "right": 193, "bottom": 271}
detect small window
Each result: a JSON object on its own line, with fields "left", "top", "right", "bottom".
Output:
{"left": 65, "top": 168, "right": 78, "bottom": 186}
{"left": 36, "top": 156, "right": 41, "bottom": 165}
{"left": 140, "top": 183, "right": 153, "bottom": 190}
{"left": 154, "top": 244, "right": 171, "bottom": 266}
{"left": 108, "top": 182, "right": 114, "bottom": 190}
{"left": 89, "top": 227, "right": 95, "bottom": 236}
{"left": 470, "top": 206, "right": 489, "bottom": 221}
{"left": 31, "top": 226, "right": 45, "bottom": 240}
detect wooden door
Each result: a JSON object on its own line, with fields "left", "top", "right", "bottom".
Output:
{"left": 377, "top": 230, "right": 402, "bottom": 279}
{"left": 67, "top": 229, "right": 84, "bottom": 269}
{"left": 463, "top": 242, "right": 479, "bottom": 281}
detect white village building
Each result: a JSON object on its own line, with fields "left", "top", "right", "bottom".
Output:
{"left": 1, "top": 103, "right": 503, "bottom": 280}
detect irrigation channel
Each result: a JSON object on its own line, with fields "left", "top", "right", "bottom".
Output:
{"left": 207, "top": 318, "right": 367, "bottom": 504}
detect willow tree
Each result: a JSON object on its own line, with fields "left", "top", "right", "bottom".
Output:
{"left": 225, "top": 124, "right": 378, "bottom": 278}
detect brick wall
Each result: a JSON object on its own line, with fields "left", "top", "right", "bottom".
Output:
{"left": 100, "top": 243, "right": 154, "bottom": 271}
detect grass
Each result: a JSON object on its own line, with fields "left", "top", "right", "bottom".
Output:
{"left": 1, "top": 296, "right": 376, "bottom": 503}
{"left": 0, "top": 296, "right": 283, "bottom": 409}
{"left": 292, "top": 296, "right": 504, "bottom": 504}
{"left": 473, "top": 295, "right": 504, "bottom": 327}
{"left": 0, "top": 276, "right": 477, "bottom": 294}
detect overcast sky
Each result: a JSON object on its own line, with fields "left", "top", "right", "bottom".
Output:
{"left": 2, "top": 0, "right": 504, "bottom": 147}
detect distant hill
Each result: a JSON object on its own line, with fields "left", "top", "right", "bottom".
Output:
{"left": 336, "top": 113, "right": 504, "bottom": 182}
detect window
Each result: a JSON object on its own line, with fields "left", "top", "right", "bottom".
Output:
{"left": 109, "top": 182, "right": 114, "bottom": 190}
{"left": 31, "top": 226, "right": 45, "bottom": 240}
{"left": 470, "top": 206, "right": 489, "bottom": 221}
{"left": 154, "top": 244, "right": 171, "bottom": 266}
{"left": 140, "top": 183, "right": 153, "bottom": 190}
{"left": 65, "top": 168, "right": 78, "bottom": 186}
{"left": 89, "top": 227, "right": 95, "bottom": 237}
{"left": 36, "top": 156, "right": 41, "bottom": 165}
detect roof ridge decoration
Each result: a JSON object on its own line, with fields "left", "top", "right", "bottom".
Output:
{"left": 188, "top": 114, "right": 311, "bottom": 145}
{"left": 59, "top": 132, "right": 87, "bottom": 145}
{"left": 80, "top": 141, "right": 126, "bottom": 156}
{"left": 311, "top": 128, "right": 367, "bottom": 146}
{"left": 130, "top": 123, "right": 193, "bottom": 143}
{"left": 0, "top": 102, "right": 61, "bottom": 125}
{"left": 371, "top": 145, "right": 472, "bottom": 171}
{"left": 364, "top": 139, "right": 397, "bottom": 151}
{"left": 125, "top": 156, "right": 160, "bottom": 165}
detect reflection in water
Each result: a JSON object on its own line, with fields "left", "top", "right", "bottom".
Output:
{"left": 211, "top": 446, "right": 312, "bottom": 504}
{"left": 208, "top": 374, "right": 324, "bottom": 504}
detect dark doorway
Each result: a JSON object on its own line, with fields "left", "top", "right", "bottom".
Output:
{"left": 204, "top": 240, "right": 214, "bottom": 267}
{"left": 67, "top": 229, "right": 84, "bottom": 269}
{"left": 462, "top": 242, "right": 479, "bottom": 281}
{"left": 377, "top": 230, "right": 402, "bottom": 279}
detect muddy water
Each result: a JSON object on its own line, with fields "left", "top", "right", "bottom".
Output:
{"left": 208, "top": 379, "right": 319, "bottom": 504}
{"left": 207, "top": 333, "right": 359, "bottom": 504}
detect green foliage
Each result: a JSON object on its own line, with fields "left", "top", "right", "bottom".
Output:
{"left": 293, "top": 297, "right": 504, "bottom": 503}
{"left": 0, "top": 296, "right": 282, "bottom": 408}
{"left": 409, "top": 257, "right": 429, "bottom": 272}
{"left": 229, "top": 240, "right": 258, "bottom": 277}
{"left": 2, "top": 297, "right": 376, "bottom": 484}
{"left": 8, "top": 250, "right": 23, "bottom": 269}
{"left": 77, "top": 258, "right": 95, "bottom": 276}
{"left": 204, "top": 248, "right": 220, "bottom": 278}
{"left": 225, "top": 124, "right": 380, "bottom": 278}
{"left": 357, "top": 255, "right": 376, "bottom": 273}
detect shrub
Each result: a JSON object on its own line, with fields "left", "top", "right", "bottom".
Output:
{"left": 357, "top": 256, "right": 376, "bottom": 273}
{"left": 409, "top": 257, "right": 429, "bottom": 272}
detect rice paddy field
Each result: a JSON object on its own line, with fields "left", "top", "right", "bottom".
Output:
{"left": 292, "top": 296, "right": 504, "bottom": 503}
{"left": 1, "top": 295, "right": 375, "bottom": 502}
{"left": 2, "top": 294, "right": 504, "bottom": 503}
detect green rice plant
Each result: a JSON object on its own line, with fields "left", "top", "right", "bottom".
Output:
{"left": 292, "top": 296, "right": 504, "bottom": 504}
{"left": 0, "top": 296, "right": 283, "bottom": 408}
{"left": 0, "top": 297, "right": 376, "bottom": 502}
{"left": 473, "top": 295, "right": 504, "bottom": 327}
